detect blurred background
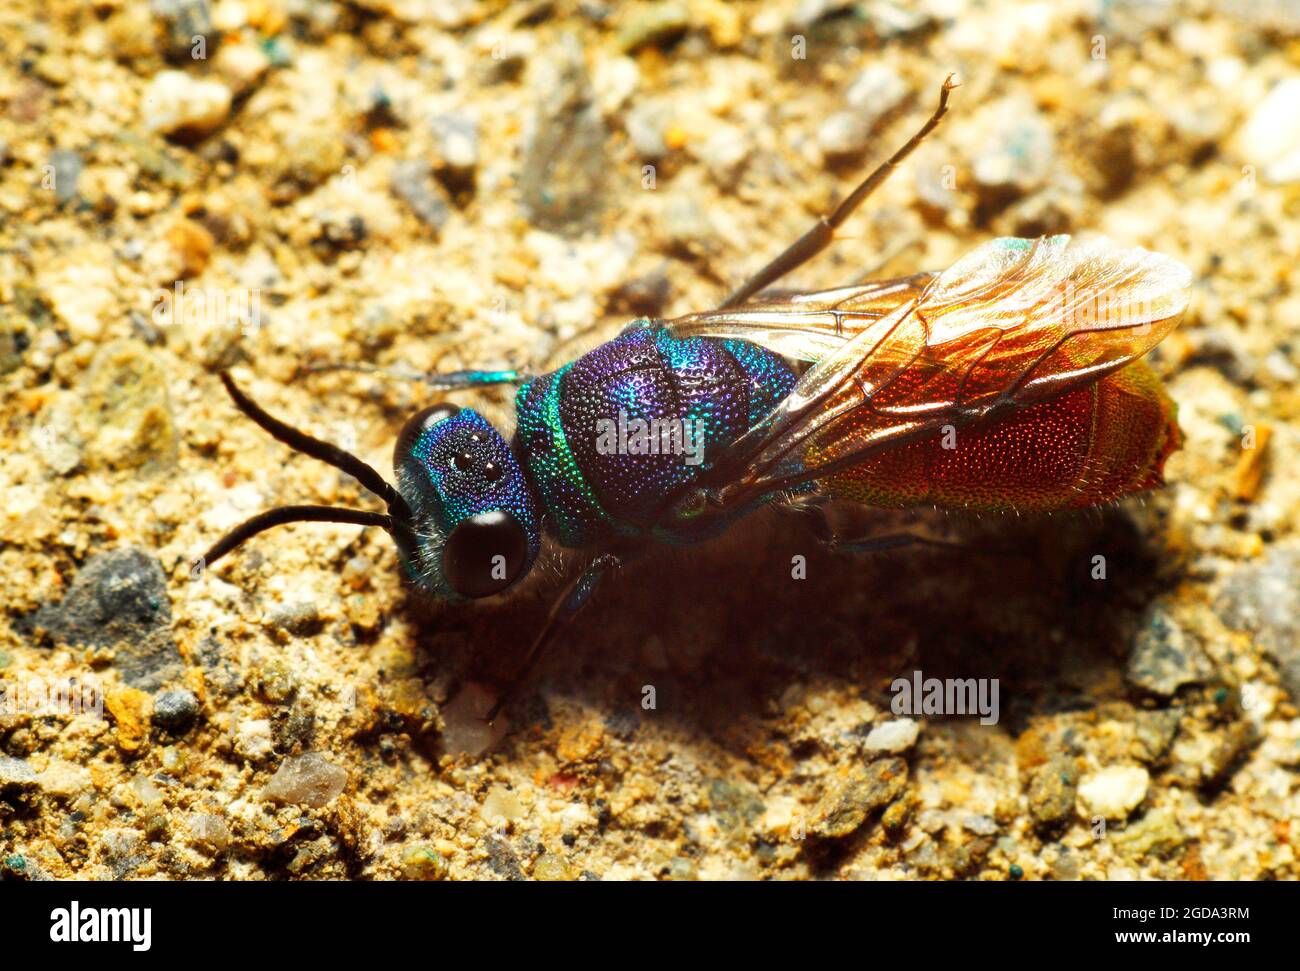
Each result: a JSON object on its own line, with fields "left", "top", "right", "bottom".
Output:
{"left": 0, "top": 0, "right": 1296, "bottom": 881}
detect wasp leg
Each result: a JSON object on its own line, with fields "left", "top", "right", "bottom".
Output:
{"left": 775, "top": 496, "right": 836, "bottom": 542}
{"left": 719, "top": 73, "right": 959, "bottom": 310}
{"left": 302, "top": 361, "right": 524, "bottom": 390}
{"left": 824, "top": 531, "right": 966, "bottom": 556}
{"left": 775, "top": 498, "right": 968, "bottom": 556}
{"left": 483, "top": 549, "right": 633, "bottom": 724}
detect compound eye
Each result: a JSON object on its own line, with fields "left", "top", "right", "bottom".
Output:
{"left": 442, "top": 510, "right": 528, "bottom": 599}
{"left": 395, "top": 403, "right": 460, "bottom": 463}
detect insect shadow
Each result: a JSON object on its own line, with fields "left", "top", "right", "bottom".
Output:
{"left": 427, "top": 500, "right": 1171, "bottom": 753}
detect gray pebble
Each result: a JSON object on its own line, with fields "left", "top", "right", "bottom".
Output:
{"left": 519, "top": 35, "right": 610, "bottom": 237}
{"left": 972, "top": 99, "right": 1056, "bottom": 213}
{"left": 48, "top": 149, "right": 83, "bottom": 204}
{"left": 625, "top": 98, "right": 672, "bottom": 160}
{"left": 1126, "top": 602, "right": 1211, "bottom": 696}
{"left": 34, "top": 547, "right": 181, "bottom": 691}
{"left": 262, "top": 752, "right": 349, "bottom": 808}
{"left": 152, "top": 689, "right": 200, "bottom": 734}
{"left": 390, "top": 159, "right": 451, "bottom": 232}
{"left": 0, "top": 755, "right": 38, "bottom": 793}
{"left": 1215, "top": 547, "right": 1300, "bottom": 701}
{"left": 152, "top": 0, "right": 216, "bottom": 62}
{"left": 483, "top": 834, "right": 525, "bottom": 881}
{"left": 817, "top": 66, "right": 908, "bottom": 161}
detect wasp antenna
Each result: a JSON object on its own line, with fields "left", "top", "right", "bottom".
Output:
{"left": 199, "top": 505, "right": 394, "bottom": 568}
{"left": 218, "top": 371, "right": 412, "bottom": 521}
{"left": 719, "top": 73, "right": 959, "bottom": 310}
{"left": 301, "top": 361, "right": 523, "bottom": 390}
{"left": 302, "top": 361, "right": 433, "bottom": 382}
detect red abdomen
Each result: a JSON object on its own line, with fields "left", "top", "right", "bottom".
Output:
{"left": 822, "top": 361, "right": 1181, "bottom": 512}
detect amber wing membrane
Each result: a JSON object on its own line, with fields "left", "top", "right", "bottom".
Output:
{"left": 666, "top": 235, "right": 1193, "bottom": 508}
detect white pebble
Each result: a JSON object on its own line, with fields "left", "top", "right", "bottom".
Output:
{"left": 233, "top": 717, "right": 274, "bottom": 761}
{"left": 480, "top": 785, "right": 525, "bottom": 827}
{"left": 863, "top": 718, "right": 920, "bottom": 753}
{"left": 143, "top": 70, "right": 232, "bottom": 137}
{"left": 1237, "top": 77, "right": 1300, "bottom": 184}
{"left": 1078, "top": 765, "right": 1149, "bottom": 819}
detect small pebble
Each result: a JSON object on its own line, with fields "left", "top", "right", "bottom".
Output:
{"left": 1236, "top": 77, "right": 1300, "bottom": 184}
{"left": 817, "top": 66, "right": 908, "bottom": 160}
{"left": 863, "top": 717, "right": 920, "bottom": 753}
{"left": 152, "top": 689, "right": 200, "bottom": 734}
{"left": 1026, "top": 755, "right": 1077, "bottom": 830}
{"left": 810, "top": 757, "right": 908, "bottom": 838}
{"left": 972, "top": 98, "right": 1056, "bottom": 195}
{"left": 963, "top": 814, "right": 999, "bottom": 836}
{"left": 1077, "top": 765, "right": 1149, "bottom": 820}
{"left": 34, "top": 545, "right": 180, "bottom": 691}
{"left": 37, "top": 761, "right": 91, "bottom": 799}
{"left": 143, "top": 71, "right": 232, "bottom": 138}
{"left": 481, "top": 785, "right": 526, "bottom": 827}
{"left": 47, "top": 149, "right": 83, "bottom": 204}
{"left": 187, "top": 813, "right": 231, "bottom": 852}
{"left": 401, "top": 845, "right": 449, "bottom": 880}
{"left": 1215, "top": 547, "right": 1300, "bottom": 702}
{"left": 153, "top": 0, "right": 215, "bottom": 61}
{"left": 214, "top": 41, "right": 270, "bottom": 93}
{"left": 0, "top": 756, "right": 38, "bottom": 793}
{"left": 532, "top": 852, "right": 575, "bottom": 881}
{"left": 390, "top": 159, "right": 451, "bottom": 232}
{"left": 233, "top": 718, "right": 274, "bottom": 761}
{"left": 262, "top": 752, "right": 349, "bottom": 807}
{"left": 618, "top": 1, "right": 691, "bottom": 53}
{"left": 1126, "top": 602, "right": 1211, "bottom": 696}
{"left": 77, "top": 340, "right": 179, "bottom": 474}
{"left": 519, "top": 35, "right": 610, "bottom": 236}
{"left": 625, "top": 98, "right": 672, "bottom": 160}
{"left": 440, "top": 682, "right": 507, "bottom": 757}
{"left": 429, "top": 112, "right": 479, "bottom": 173}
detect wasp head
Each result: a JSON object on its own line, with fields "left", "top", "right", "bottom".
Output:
{"left": 392, "top": 403, "right": 540, "bottom": 600}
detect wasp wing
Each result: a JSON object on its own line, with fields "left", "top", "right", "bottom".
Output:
{"left": 673, "top": 235, "right": 1193, "bottom": 507}
{"left": 666, "top": 272, "right": 937, "bottom": 363}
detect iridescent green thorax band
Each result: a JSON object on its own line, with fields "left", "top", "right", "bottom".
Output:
{"left": 513, "top": 364, "right": 614, "bottom": 548}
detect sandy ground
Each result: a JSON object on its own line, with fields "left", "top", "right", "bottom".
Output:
{"left": 1, "top": 0, "right": 1298, "bottom": 880}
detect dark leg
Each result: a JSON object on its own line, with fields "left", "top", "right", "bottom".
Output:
{"left": 484, "top": 550, "right": 629, "bottom": 723}
{"left": 200, "top": 505, "right": 394, "bottom": 569}
{"left": 303, "top": 361, "right": 524, "bottom": 390}
{"left": 719, "top": 74, "right": 959, "bottom": 310}
{"left": 774, "top": 495, "right": 835, "bottom": 542}
{"left": 775, "top": 498, "right": 968, "bottom": 555}
{"left": 825, "top": 531, "right": 967, "bottom": 556}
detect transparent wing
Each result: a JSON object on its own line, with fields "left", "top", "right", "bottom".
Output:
{"left": 676, "top": 235, "right": 1193, "bottom": 508}
{"left": 666, "top": 272, "right": 938, "bottom": 363}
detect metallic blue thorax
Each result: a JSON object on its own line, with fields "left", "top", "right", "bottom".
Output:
{"left": 513, "top": 322, "right": 797, "bottom": 547}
